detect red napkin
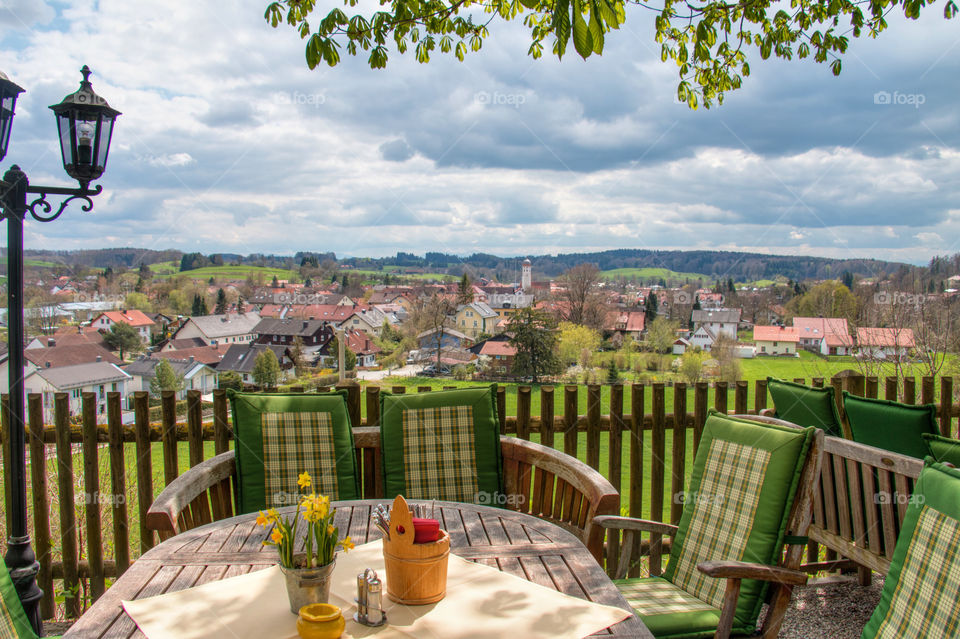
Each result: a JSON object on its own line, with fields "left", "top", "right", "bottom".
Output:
{"left": 412, "top": 517, "right": 440, "bottom": 543}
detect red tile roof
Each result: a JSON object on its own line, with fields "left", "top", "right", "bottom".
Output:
{"left": 856, "top": 327, "right": 915, "bottom": 348}
{"left": 153, "top": 346, "right": 224, "bottom": 366}
{"left": 96, "top": 310, "right": 155, "bottom": 327}
{"left": 479, "top": 341, "right": 517, "bottom": 357}
{"left": 25, "top": 344, "right": 121, "bottom": 369}
{"left": 753, "top": 326, "right": 800, "bottom": 342}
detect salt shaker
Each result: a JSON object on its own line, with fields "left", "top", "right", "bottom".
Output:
{"left": 355, "top": 570, "right": 369, "bottom": 619}
{"left": 366, "top": 573, "right": 386, "bottom": 626}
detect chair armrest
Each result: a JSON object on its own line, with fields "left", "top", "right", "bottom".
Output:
{"left": 697, "top": 560, "right": 808, "bottom": 586}
{"left": 593, "top": 515, "right": 679, "bottom": 537}
{"left": 146, "top": 451, "right": 237, "bottom": 537}
{"left": 500, "top": 436, "right": 619, "bottom": 562}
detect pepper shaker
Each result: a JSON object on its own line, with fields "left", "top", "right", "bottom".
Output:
{"left": 365, "top": 573, "right": 386, "bottom": 626}
{"left": 355, "top": 571, "right": 369, "bottom": 619}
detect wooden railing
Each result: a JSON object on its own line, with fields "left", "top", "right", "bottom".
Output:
{"left": 0, "top": 375, "right": 956, "bottom": 619}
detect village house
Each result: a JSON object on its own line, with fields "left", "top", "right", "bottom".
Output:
{"left": 792, "top": 317, "right": 851, "bottom": 352}
{"left": 90, "top": 309, "right": 156, "bottom": 344}
{"left": 317, "top": 328, "right": 381, "bottom": 368}
{"left": 24, "top": 361, "right": 132, "bottom": 420}
{"left": 478, "top": 340, "right": 516, "bottom": 375}
{"left": 753, "top": 325, "right": 800, "bottom": 356}
{"left": 454, "top": 301, "right": 499, "bottom": 339}
{"left": 171, "top": 311, "right": 262, "bottom": 347}
{"left": 217, "top": 343, "right": 293, "bottom": 385}
{"left": 856, "top": 327, "right": 916, "bottom": 360}
{"left": 123, "top": 356, "right": 219, "bottom": 401}
{"left": 691, "top": 308, "right": 741, "bottom": 340}
{"left": 253, "top": 318, "right": 333, "bottom": 360}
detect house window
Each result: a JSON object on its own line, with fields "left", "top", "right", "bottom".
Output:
{"left": 71, "top": 389, "right": 81, "bottom": 399}
{"left": 761, "top": 346, "right": 766, "bottom": 353}
{"left": 773, "top": 342, "right": 778, "bottom": 347}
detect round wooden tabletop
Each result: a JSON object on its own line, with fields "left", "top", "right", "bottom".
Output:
{"left": 63, "top": 500, "right": 652, "bottom": 638}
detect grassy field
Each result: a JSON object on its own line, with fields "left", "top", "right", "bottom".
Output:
{"left": 346, "top": 267, "right": 455, "bottom": 282}
{"left": 151, "top": 264, "right": 299, "bottom": 282}
{"left": 600, "top": 267, "right": 712, "bottom": 283}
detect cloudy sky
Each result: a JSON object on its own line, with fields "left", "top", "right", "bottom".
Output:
{"left": 1, "top": 0, "right": 958, "bottom": 265}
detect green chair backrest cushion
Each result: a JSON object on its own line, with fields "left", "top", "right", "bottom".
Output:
{"left": 861, "top": 460, "right": 960, "bottom": 638}
{"left": 663, "top": 410, "right": 814, "bottom": 635}
{"left": 922, "top": 433, "right": 960, "bottom": 467}
{"left": 228, "top": 390, "right": 360, "bottom": 513}
{"left": 768, "top": 377, "right": 843, "bottom": 437}
{"left": 0, "top": 558, "right": 38, "bottom": 639}
{"left": 842, "top": 393, "right": 938, "bottom": 459}
{"left": 379, "top": 385, "right": 503, "bottom": 503}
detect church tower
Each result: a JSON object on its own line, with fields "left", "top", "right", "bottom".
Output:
{"left": 521, "top": 258, "right": 532, "bottom": 292}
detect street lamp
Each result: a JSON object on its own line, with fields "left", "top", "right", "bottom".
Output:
{"left": 0, "top": 65, "right": 120, "bottom": 634}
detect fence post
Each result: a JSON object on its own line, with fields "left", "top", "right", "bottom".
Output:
{"left": 365, "top": 386, "right": 381, "bottom": 428}
{"left": 866, "top": 377, "right": 879, "bottom": 399}
{"left": 693, "top": 382, "right": 708, "bottom": 456}
{"left": 884, "top": 377, "right": 898, "bottom": 401}
{"left": 337, "top": 382, "right": 362, "bottom": 429}
{"left": 941, "top": 377, "right": 954, "bottom": 437}
{"left": 754, "top": 379, "right": 767, "bottom": 414}
{"left": 81, "top": 392, "right": 105, "bottom": 601}
{"left": 586, "top": 385, "right": 601, "bottom": 470}
{"left": 607, "top": 383, "right": 624, "bottom": 572}
{"left": 734, "top": 380, "right": 748, "bottom": 415}
{"left": 497, "top": 386, "right": 507, "bottom": 435}
{"left": 563, "top": 386, "right": 578, "bottom": 457}
{"left": 540, "top": 386, "right": 555, "bottom": 448}
{"left": 133, "top": 392, "right": 154, "bottom": 554}
{"left": 921, "top": 376, "right": 935, "bottom": 406}
{"left": 213, "top": 389, "right": 230, "bottom": 455}
{"left": 629, "top": 383, "right": 644, "bottom": 578}
{"left": 650, "top": 383, "right": 666, "bottom": 575}
{"left": 187, "top": 390, "right": 203, "bottom": 468}
{"left": 27, "top": 395, "right": 53, "bottom": 618}
{"left": 107, "top": 392, "right": 129, "bottom": 578}
{"left": 54, "top": 393, "right": 79, "bottom": 618}
{"left": 903, "top": 377, "right": 916, "bottom": 404}
{"left": 517, "top": 386, "right": 532, "bottom": 441}
{"left": 714, "top": 381, "right": 728, "bottom": 415}
{"left": 671, "top": 383, "right": 687, "bottom": 526}
{"left": 161, "top": 391, "right": 178, "bottom": 485}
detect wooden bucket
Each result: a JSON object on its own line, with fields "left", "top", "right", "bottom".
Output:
{"left": 382, "top": 495, "right": 450, "bottom": 605}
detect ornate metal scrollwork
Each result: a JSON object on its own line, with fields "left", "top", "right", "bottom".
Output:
{"left": 25, "top": 185, "right": 101, "bottom": 222}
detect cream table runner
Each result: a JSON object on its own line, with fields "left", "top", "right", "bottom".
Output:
{"left": 122, "top": 540, "right": 632, "bottom": 639}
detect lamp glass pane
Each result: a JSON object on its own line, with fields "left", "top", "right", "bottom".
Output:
{"left": 56, "top": 111, "right": 73, "bottom": 169}
{"left": 95, "top": 117, "right": 113, "bottom": 168}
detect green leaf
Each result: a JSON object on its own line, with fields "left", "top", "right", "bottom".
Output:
{"left": 572, "top": 0, "right": 593, "bottom": 58}
{"left": 830, "top": 58, "right": 842, "bottom": 75}
{"left": 589, "top": 0, "right": 605, "bottom": 53}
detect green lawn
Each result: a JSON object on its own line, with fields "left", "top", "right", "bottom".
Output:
{"left": 153, "top": 264, "right": 299, "bottom": 281}
{"left": 347, "top": 268, "right": 455, "bottom": 282}
{"left": 600, "top": 267, "right": 712, "bottom": 283}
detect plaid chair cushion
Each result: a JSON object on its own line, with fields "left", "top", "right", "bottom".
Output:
{"left": 768, "top": 377, "right": 843, "bottom": 437}
{"left": 229, "top": 391, "right": 360, "bottom": 513}
{"left": 0, "top": 558, "right": 38, "bottom": 639}
{"left": 670, "top": 438, "right": 770, "bottom": 608}
{"left": 659, "top": 410, "right": 814, "bottom": 636}
{"left": 862, "top": 461, "right": 960, "bottom": 639}
{"left": 613, "top": 578, "right": 720, "bottom": 639}
{"left": 380, "top": 385, "right": 502, "bottom": 503}
{"left": 843, "top": 393, "right": 939, "bottom": 459}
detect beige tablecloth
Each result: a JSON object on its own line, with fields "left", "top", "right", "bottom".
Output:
{"left": 122, "top": 540, "right": 632, "bottom": 639}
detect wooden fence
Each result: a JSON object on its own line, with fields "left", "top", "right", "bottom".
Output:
{"left": 1, "top": 375, "right": 957, "bottom": 619}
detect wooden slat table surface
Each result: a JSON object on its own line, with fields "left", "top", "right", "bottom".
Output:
{"left": 63, "top": 500, "right": 652, "bottom": 638}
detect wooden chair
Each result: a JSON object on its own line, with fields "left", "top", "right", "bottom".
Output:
{"left": 146, "top": 428, "right": 619, "bottom": 561}
{"left": 596, "top": 412, "right": 824, "bottom": 639}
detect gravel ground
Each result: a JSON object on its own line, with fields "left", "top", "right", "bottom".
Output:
{"left": 773, "top": 577, "right": 884, "bottom": 638}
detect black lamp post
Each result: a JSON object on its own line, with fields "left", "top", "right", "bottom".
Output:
{"left": 0, "top": 65, "right": 120, "bottom": 634}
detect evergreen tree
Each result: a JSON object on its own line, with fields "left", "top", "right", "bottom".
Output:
{"left": 606, "top": 358, "right": 620, "bottom": 384}
{"left": 252, "top": 349, "right": 282, "bottom": 388}
{"left": 237, "top": 297, "right": 246, "bottom": 314}
{"left": 645, "top": 291, "right": 659, "bottom": 324}
{"left": 103, "top": 322, "right": 144, "bottom": 361}
{"left": 507, "top": 307, "right": 561, "bottom": 383}
{"left": 271, "top": 275, "right": 280, "bottom": 287}
{"left": 214, "top": 288, "right": 228, "bottom": 315}
{"left": 191, "top": 293, "right": 209, "bottom": 316}
{"left": 841, "top": 270, "right": 855, "bottom": 290}
{"left": 457, "top": 273, "right": 474, "bottom": 305}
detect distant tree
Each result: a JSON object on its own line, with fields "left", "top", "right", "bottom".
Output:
{"left": 236, "top": 297, "right": 247, "bottom": 315}
{"left": 645, "top": 291, "right": 659, "bottom": 324}
{"left": 138, "top": 263, "right": 151, "bottom": 277}
{"left": 103, "top": 322, "right": 144, "bottom": 360}
{"left": 679, "top": 350, "right": 708, "bottom": 384}
{"left": 252, "top": 349, "right": 282, "bottom": 388}
{"left": 712, "top": 333, "right": 741, "bottom": 383}
{"left": 457, "top": 273, "right": 474, "bottom": 305}
{"left": 271, "top": 275, "right": 280, "bottom": 287}
{"left": 124, "top": 292, "right": 150, "bottom": 311}
{"left": 557, "top": 322, "right": 602, "bottom": 366}
{"left": 559, "top": 264, "right": 609, "bottom": 330}
{"left": 507, "top": 307, "right": 561, "bottom": 383}
{"left": 290, "top": 335, "right": 309, "bottom": 377}
{"left": 408, "top": 293, "right": 455, "bottom": 370}
{"left": 606, "top": 359, "right": 620, "bottom": 384}
{"left": 646, "top": 316, "right": 678, "bottom": 354}
{"left": 103, "top": 266, "right": 114, "bottom": 282}
{"left": 150, "top": 359, "right": 186, "bottom": 397}
{"left": 787, "top": 281, "right": 858, "bottom": 323}
{"left": 214, "top": 288, "right": 228, "bottom": 315}
{"left": 218, "top": 371, "right": 243, "bottom": 391}
{"left": 191, "top": 293, "right": 209, "bottom": 316}
{"left": 328, "top": 335, "right": 357, "bottom": 371}
{"left": 842, "top": 271, "right": 855, "bottom": 290}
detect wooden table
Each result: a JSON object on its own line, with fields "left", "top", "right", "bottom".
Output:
{"left": 63, "top": 500, "right": 652, "bottom": 638}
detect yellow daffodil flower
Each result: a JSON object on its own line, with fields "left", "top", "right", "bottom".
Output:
{"left": 297, "top": 472, "right": 312, "bottom": 489}
{"left": 340, "top": 536, "right": 355, "bottom": 551}
{"left": 255, "top": 511, "right": 269, "bottom": 527}
{"left": 270, "top": 528, "right": 283, "bottom": 544}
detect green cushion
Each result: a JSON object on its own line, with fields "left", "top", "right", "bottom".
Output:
{"left": 614, "top": 577, "right": 721, "bottom": 639}
{"left": 228, "top": 390, "right": 360, "bottom": 514}
{"left": 379, "top": 385, "right": 503, "bottom": 503}
{"left": 659, "top": 410, "right": 814, "bottom": 636}
{"left": 843, "top": 393, "right": 939, "bottom": 459}
{"left": 0, "top": 559, "right": 38, "bottom": 639}
{"left": 922, "top": 433, "right": 960, "bottom": 467}
{"left": 861, "top": 460, "right": 960, "bottom": 638}
{"left": 767, "top": 377, "right": 843, "bottom": 437}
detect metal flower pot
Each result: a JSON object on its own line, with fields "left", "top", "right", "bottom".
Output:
{"left": 280, "top": 556, "right": 337, "bottom": 614}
